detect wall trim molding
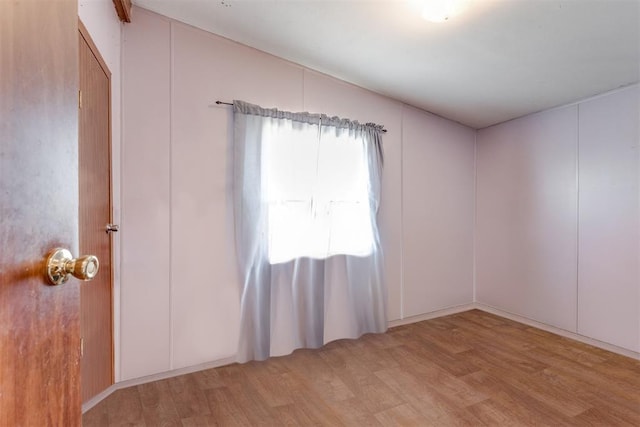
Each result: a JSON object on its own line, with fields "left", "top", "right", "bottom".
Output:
{"left": 475, "top": 303, "right": 640, "bottom": 360}
{"left": 388, "top": 303, "right": 475, "bottom": 328}
{"left": 82, "top": 355, "right": 236, "bottom": 413}
{"left": 83, "top": 302, "right": 639, "bottom": 414}
{"left": 82, "top": 384, "right": 118, "bottom": 414}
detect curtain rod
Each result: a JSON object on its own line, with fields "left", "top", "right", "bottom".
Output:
{"left": 214, "top": 100, "right": 387, "bottom": 133}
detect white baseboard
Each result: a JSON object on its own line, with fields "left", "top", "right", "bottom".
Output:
{"left": 84, "top": 302, "right": 639, "bottom": 413}
{"left": 84, "top": 305, "right": 476, "bottom": 413}
{"left": 82, "top": 383, "right": 119, "bottom": 414}
{"left": 474, "top": 303, "right": 640, "bottom": 360}
{"left": 82, "top": 355, "right": 236, "bottom": 414}
{"left": 388, "top": 303, "right": 476, "bottom": 328}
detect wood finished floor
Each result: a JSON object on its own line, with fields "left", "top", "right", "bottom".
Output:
{"left": 83, "top": 310, "right": 640, "bottom": 426}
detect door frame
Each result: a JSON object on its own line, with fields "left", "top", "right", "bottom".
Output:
{"left": 78, "top": 18, "right": 115, "bottom": 403}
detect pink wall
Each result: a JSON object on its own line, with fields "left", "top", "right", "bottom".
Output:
{"left": 121, "top": 10, "right": 172, "bottom": 379}
{"left": 402, "top": 105, "right": 475, "bottom": 317}
{"left": 476, "top": 107, "right": 579, "bottom": 331}
{"left": 577, "top": 87, "right": 639, "bottom": 351}
{"left": 120, "top": 7, "right": 638, "bottom": 382}
{"left": 477, "top": 85, "right": 639, "bottom": 352}
{"left": 121, "top": 8, "right": 475, "bottom": 381}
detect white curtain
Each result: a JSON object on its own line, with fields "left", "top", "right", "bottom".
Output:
{"left": 233, "top": 100, "right": 386, "bottom": 362}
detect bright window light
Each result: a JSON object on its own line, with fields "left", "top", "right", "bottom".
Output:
{"left": 262, "top": 121, "right": 374, "bottom": 264}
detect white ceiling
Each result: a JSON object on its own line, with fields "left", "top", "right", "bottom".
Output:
{"left": 132, "top": 0, "right": 640, "bottom": 129}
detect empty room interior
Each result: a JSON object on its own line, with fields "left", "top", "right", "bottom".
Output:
{"left": 69, "top": 0, "right": 640, "bottom": 425}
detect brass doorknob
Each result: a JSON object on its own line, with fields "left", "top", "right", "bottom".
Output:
{"left": 45, "top": 248, "right": 99, "bottom": 286}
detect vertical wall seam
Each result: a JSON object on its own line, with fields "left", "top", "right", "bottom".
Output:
{"left": 575, "top": 105, "right": 580, "bottom": 334}
{"left": 117, "top": 19, "right": 124, "bottom": 384}
{"left": 473, "top": 130, "right": 478, "bottom": 303}
{"left": 400, "top": 105, "right": 405, "bottom": 320}
{"left": 168, "top": 21, "right": 174, "bottom": 371}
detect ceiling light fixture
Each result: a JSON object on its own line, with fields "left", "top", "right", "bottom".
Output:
{"left": 421, "top": 0, "right": 470, "bottom": 23}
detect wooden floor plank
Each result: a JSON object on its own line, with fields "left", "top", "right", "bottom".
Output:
{"left": 204, "top": 386, "right": 253, "bottom": 426}
{"left": 458, "top": 349, "right": 592, "bottom": 418}
{"left": 84, "top": 310, "right": 640, "bottom": 426}
{"left": 167, "top": 373, "right": 211, "bottom": 420}
{"left": 329, "top": 397, "right": 385, "bottom": 426}
{"left": 459, "top": 370, "right": 575, "bottom": 425}
{"left": 318, "top": 345, "right": 404, "bottom": 413}
{"left": 137, "top": 379, "right": 181, "bottom": 426}
{"left": 105, "top": 386, "right": 145, "bottom": 426}
{"left": 374, "top": 403, "right": 429, "bottom": 426}
{"left": 374, "top": 366, "right": 485, "bottom": 425}
{"left": 81, "top": 397, "right": 109, "bottom": 427}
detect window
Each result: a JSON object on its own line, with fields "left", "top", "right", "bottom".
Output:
{"left": 262, "top": 120, "right": 374, "bottom": 264}
{"left": 233, "top": 100, "right": 386, "bottom": 362}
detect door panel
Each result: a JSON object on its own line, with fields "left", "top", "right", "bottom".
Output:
{"left": 0, "top": 0, "right": 81, "bottom": 425}
{"left": 79, "top": 24, "right": 114, "bottom": 402}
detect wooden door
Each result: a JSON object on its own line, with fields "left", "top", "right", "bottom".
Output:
{"left": 79, "top": 22, "right": 114, "bottom": 403}
{"left": 0, "top": 0, "right": 81, "bottom": 425}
